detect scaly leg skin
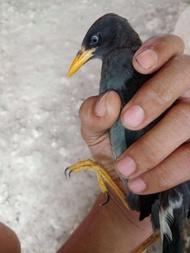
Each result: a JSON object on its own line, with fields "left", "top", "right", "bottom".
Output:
{"left": 65, "top": 159, "right": 160, "bottom": 252}
{"left": 65, "top": 159, "right": 129, "bottom": 209}
{"left": 131, "top": 233, "right": 160, "bottom": 253}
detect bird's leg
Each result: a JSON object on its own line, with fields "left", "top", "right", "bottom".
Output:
{"left": 66, "top": 159, "right": 160, "bottom": 252}
{"left": 65, "top": 159, "right": 130, "bottom": 209}
{"left": 96, "top": 173, "right": 110, "bottom": 205}
{"left": 131, "top": 232, "right": 160, "bottom": 253}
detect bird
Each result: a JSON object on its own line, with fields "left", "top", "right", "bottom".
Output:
{"left": 67, "top": 13, "right": 190, "bottom": 253}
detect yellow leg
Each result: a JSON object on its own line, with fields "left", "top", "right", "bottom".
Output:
{"left": 131, "top": 233, "right": 160, "bottom": 253}
{"left": 66, "top": 159, "right": 160, "bottom": 252}
{"left": 96, "top": 173, "right": 110, "bottom": 205}
{"left": 65, "top": 159, "right": 130, "bottom": 209}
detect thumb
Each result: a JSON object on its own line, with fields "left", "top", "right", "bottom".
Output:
{"left": 80, "top": 90, "right": 121, "bottom": 148}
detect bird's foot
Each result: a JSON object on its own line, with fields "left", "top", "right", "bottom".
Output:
{"left": 66, "top": 160, "right": 160, "bottom": 251}
{"left": 65, "top": 159, "right": 130, "bottom": 209}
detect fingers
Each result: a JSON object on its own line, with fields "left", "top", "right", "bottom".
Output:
{"left": 117, "top": 102, "right": 190, "bottom": 194}
{"left": 80, "top": 34, "right": 190, "bottom": 195}
{"left": 133, "top": 34, "right": 185, "bottom": 74}
{"left": 121, "top": 54, "right": 190, "bottom": 130}
{"left": 80, "top": 91, "right": 121, "bottom": 144}
{"left": 80, "top": 90, "right": 121, "bottom": 167}
{"left": 122, "top": 34, "right": 187, "bottom": 130}
{"left": 128, "top": 143, "right": 190, "bottom": 194}
{"left": 117, "top": 34, "right": 190, "bottom": 194}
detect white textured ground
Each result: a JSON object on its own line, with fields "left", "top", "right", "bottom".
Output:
{"left": 1, "top": 1, "right": 190, "bottom": 253}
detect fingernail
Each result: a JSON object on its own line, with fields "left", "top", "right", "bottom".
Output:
{"left": 95, "top": 93, "right": 108, "bottom": 117}
{"left": 122, "top": 105, "right": 145, "bottom": 128}
{"left": 117, "top": 156, "right": 136, "bottom": 177}
{"left": 129, "top": 178, "right": 147, "bottom": 193}
{"left": 136, "top": 49, "right": 158, "bottom": 70}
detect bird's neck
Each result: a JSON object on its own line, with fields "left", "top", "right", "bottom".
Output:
{"left": 99, "top": 48, "right": 140, "bottom": 107}
{"left": 99, "top": 48, "right": 143, "bottom": 160}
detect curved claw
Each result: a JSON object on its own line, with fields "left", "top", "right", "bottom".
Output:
{"left": 65, "top": 167, "right": 73, "bottom": 178}
{"left": 100, "top": 192, "right": 110, "bottom": 206}
{"left": 65, "top": 167, "right": 69, "bottom": 178}
{"left": 69, "top": 170, "right": 73, "bottom": 177}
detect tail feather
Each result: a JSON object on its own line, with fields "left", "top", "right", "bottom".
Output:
{"left": 163, "top": 230, "right": 182, "bottom": 253}
{"left": 159, "top": 188, "right": 184, "bottom": 253}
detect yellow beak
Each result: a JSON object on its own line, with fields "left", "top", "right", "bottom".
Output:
{"left": 68, "top": 48, "right": 95, "bottom": 77}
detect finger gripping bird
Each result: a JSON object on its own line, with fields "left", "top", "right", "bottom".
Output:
{"left": 67, "top": 13, "right": 190, "bottom": 253}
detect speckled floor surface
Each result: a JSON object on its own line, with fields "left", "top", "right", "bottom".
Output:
{"left": 1, "top": 1, "right": 190, "bottom": 252}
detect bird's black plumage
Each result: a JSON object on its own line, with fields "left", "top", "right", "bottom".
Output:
{"left": 70, "top": 13, "right": 190, "bottom": 253}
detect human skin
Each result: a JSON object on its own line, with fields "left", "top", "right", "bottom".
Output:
{"left": 57, "top": 34, "right": 190, "bottom": 252}
{"left": 0, "top": 222, "right": 21, "bottom": 253}
{"left": 118, "top": 35, "right": 190, "bottom": 194}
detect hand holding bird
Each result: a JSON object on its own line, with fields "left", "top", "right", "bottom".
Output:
{"left": 65, "top": 14, "right": 190, "bottom": 253}
{"left": 60, "top": 32, "right": 190, "bottom": 253}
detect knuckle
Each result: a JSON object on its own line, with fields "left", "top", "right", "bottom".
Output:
{"left": 184, "top": 144, "right": 190, "bottom": 169}
{"left": 178, "top": 102, "right": 190, "bottom": 116}
{"left": 79, "top": 97, "right": 90, "bottom": 120}
{"left": 155, "top": 144, "right": 190, "bottom": 191}
{"left": 174, "top": 103, "right": 190, "bottom": 128}
{"left": 156, "top": 165, "right": 173, "bottom": 190}
{"left": 79, "top": 96, "right": 97, "bottom": 122}
{"left": 137, "top": 139, "right": 162, "bottom": 169}
{"left": 178, "top": 144, "right": 190, "bottom": 173}
{"left": 149, "top": 54, "right": 190, "bottom": 106}
{"left": 79, "top": 97, "right": 96, "bottom": 141}
{"left": 149, "top": 80, "right": 173, "bottom": 104}
{"left": 174, "top": 54, "right": 190, "bottom": 65}
{"left": 172, "top": 54, "right": 190, "bottom": 81}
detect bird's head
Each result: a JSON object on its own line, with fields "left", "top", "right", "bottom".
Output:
{"left": 68, "top": 13, "right": 141, "bottom": 77}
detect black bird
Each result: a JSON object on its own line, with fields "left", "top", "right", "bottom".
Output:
{"left": 67, "top": 13, "right": 190, "bottom": 253}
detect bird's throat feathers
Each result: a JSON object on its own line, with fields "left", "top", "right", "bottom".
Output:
{"left": 99, "top": 48, "right": 140, "bottom": 106}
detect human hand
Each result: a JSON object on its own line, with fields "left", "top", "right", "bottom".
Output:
{"left": 62, "top": 34, "right": 188, "bottom": 253}
{"left": 80, "top": 34, "right": 188, "bottom": 194}
{"left": 79, "top": 90, "right": 121, "bottom": 180}
{"left": 70, "top": 35, "right": 188, "bottom": 253}
{"left": 115, "top": 34, "right": 190, "bottom": 195}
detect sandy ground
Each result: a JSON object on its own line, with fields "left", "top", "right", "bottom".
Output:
{"left": 1, "top": 1, "right": 190, "bottom": 252}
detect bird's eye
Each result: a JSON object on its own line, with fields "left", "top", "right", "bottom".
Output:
{"left": 90, "top": 35, "right": 99, "bottom": 45}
